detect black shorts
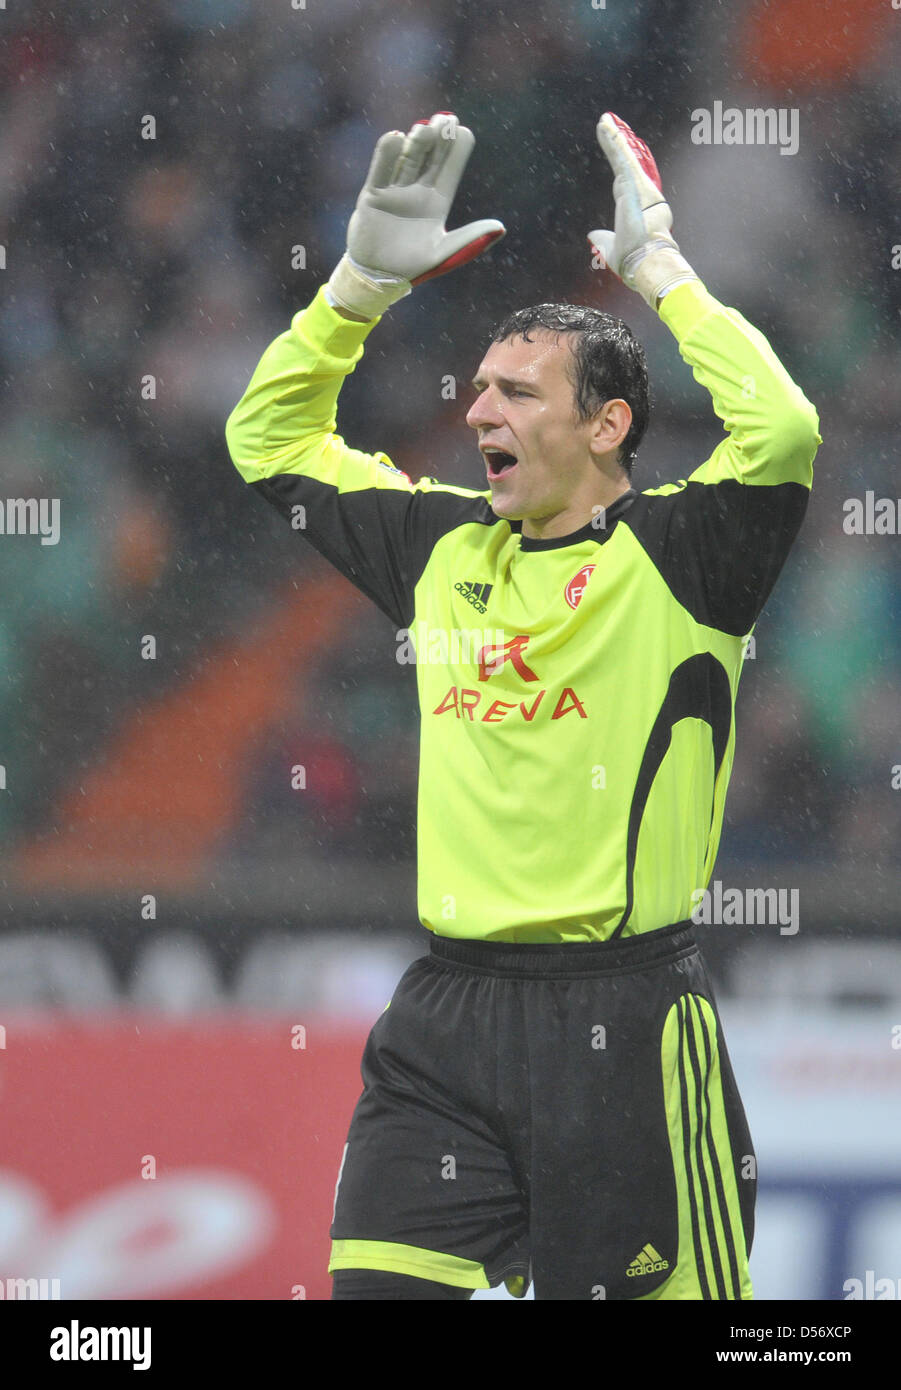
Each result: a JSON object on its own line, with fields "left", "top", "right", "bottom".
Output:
{"left": 329, "top": 921, "right": 755, "bottom": 1300}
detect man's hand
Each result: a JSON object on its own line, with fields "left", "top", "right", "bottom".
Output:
{"left": 587, "top": 112, "right": 698, "bottom": 311}
{"left": 326, "top": 112, "right": 506, "bottom": 320}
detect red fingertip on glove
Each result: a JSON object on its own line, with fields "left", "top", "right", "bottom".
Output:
{"left": 410, "top": 228, "right": 505, "bottom": 286}
{"left": 604, "top": 112, "right": 663, "bottom": 194}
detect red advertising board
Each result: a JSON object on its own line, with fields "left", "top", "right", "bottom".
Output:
{"left": 0, "top": 1015, "right": 370, "bottom": 1300}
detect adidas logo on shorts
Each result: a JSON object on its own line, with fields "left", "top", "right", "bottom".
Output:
{"left": 626, "top": 1243, "right": 670, "bottom": 1277}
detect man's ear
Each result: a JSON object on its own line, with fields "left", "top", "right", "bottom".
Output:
{"left": 589, "top": 399, "right": 632, "bottom": 461}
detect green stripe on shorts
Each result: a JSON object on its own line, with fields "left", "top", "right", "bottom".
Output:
{"left": 329, "top": 1239, "right": 490, "bottom": 1290}
{"left": 650, "top": 994, "right": 753, "bottom": 1300}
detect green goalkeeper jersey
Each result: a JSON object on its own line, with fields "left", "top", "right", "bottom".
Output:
{"left": 225, "top": 280, "right": 821, "bottom": 943}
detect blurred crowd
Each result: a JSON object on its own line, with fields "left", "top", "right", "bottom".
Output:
{"left": 1, "top": 0, "right": 900, "bottom": 886}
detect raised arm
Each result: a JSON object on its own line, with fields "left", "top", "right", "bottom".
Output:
{"left": 587, "top": 112, "right": 822, "bottom": 635}
{"left": 225, "top": 113, "right": 505, "bottom": 628}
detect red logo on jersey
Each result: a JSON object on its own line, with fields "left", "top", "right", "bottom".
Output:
{"left": 476, "top": 634, "right": 539, "bottom": 683}
{"left": 434, "top": 632, "right": 587, "bottom": 724}
{"left": 565, "top": 564, "right": 596, "bottom": 610}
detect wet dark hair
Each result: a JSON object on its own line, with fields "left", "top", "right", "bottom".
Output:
{"left": 488, "top": 303, "right": 649, "bottom": 477}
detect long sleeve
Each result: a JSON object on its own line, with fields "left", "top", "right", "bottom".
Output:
{"left": 622, "top": 280, "right": 823, "bottom": 636}
{"left": 658, "top": 279, "right": 820, "bottom": 488}
{"left": 225, "top": 285, "right": 493, "bottom": 630}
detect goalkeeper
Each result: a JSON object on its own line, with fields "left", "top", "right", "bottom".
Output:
{"left": 226, "top": 112, "right": 821, "bottom": 1300}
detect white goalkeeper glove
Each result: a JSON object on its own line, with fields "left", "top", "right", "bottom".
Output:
{"left": 587, "top": 112, "right": 699, "bottom": 311}
{"left": 326, "top": 111, "right": 506, "bottom": 320}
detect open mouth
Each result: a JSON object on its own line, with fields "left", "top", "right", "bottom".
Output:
{"left": 483, "top": 448, "right": 518, "bottom": 480}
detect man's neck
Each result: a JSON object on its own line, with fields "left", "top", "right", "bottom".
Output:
{"left": 520, "top": 480, "right": 633, "bottom": 541}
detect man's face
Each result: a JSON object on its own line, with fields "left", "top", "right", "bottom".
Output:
{"left": 466, "top": 330, "right": 616, "bottom": 526}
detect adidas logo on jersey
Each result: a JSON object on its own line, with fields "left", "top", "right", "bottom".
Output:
{"left": 454, "top": 580, "right": 493, "bottom": 614}
{"left": 626, "top": 1243, "right": 670, "bottom": 1277}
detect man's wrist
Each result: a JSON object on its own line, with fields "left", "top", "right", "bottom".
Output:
{"left": 621, "top": 240, "right": 699, "bottom": 311}
{"left": 654, "top": 274, "right": 701, "bottom": 309}
{"left": 322, "top": 287, "right": 374, "bottom": 323}
{"left": 326, "top": 253, "right": 412, "bottom": 320}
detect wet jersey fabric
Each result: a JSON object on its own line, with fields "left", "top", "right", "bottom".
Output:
{"left": 225, "top": 280, "right": 821, "bottom": 943}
